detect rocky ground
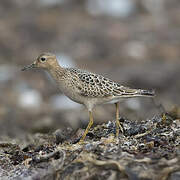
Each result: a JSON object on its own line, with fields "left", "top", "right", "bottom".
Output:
{"left": 0, "top": 112, "right": 179, "bottom": 179}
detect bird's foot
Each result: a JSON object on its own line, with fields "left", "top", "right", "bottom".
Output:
{"left": 116, "top": 119, "right": 124, "bottom": 137}
{"left": 78, "top": 139, "right": 85, "bottom": 145}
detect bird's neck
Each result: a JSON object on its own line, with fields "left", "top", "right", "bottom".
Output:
{"left": 48, "top": 66, "right": 66, "bottom": 81}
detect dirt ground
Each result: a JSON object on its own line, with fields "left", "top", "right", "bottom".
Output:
{"left": 0, "top": 112, "right": 179, "bottom": 179}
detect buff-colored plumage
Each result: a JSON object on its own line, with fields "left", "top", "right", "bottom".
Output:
{"left": 22, "top": 52, "right": 155, "bottom": 143}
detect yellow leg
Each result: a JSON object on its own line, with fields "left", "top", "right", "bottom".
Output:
{"left": 79, "top": 111, "right": 93, "bottom": 144}
{"left": 115, "top": 103, "right": 123, "bottom": 137}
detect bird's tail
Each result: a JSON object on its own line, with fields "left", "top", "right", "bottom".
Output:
{"left": 137, "top": 89, "right": 155, "bottom": 97}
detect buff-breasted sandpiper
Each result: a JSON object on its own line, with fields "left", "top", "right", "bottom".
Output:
{"left": 22, "top": 53, "right": 155, "bottom": 143}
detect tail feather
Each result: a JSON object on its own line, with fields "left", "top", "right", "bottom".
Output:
{"left": 138, "top": 89, "right": 155, "bottom": 96}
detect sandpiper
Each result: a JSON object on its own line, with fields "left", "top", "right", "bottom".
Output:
{"left": 22, "top": 53, "right": 155, "bottom": 143}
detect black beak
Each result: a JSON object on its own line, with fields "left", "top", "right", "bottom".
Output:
{"left": 21, "top": 63, "right": 36, "bottom": 71}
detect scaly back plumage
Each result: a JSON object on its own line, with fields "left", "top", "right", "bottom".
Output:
{"left": 65, "top": 68, "right": 154, "bottom": 98}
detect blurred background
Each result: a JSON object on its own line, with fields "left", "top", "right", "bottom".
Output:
{"left": 0, "top": 0, "right": 179, "bottom": 139}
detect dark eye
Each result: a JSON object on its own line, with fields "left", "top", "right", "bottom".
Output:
{"left": 40, "top": 57, "right": 46, "bottom": 61}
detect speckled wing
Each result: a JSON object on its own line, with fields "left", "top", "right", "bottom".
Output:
{"left": 67, "top": 68, "right": 139, "bottom": 98}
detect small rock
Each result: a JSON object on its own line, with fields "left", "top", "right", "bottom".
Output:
{"left": 84, "top": 143, "right": 94, "bottom": 151}
{"left": 53, "top": 127, "right": 73, "bottom": 144}
{"left": 170, "top": 171, "right": 180, "bottom": 180}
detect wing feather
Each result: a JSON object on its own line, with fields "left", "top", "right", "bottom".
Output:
{"left": 66, "top": 68, "right": 139, "bottom": 98}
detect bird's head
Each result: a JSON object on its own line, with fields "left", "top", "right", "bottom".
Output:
{"left": 22, "top": 53, "right": 59, "bottom": 71}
